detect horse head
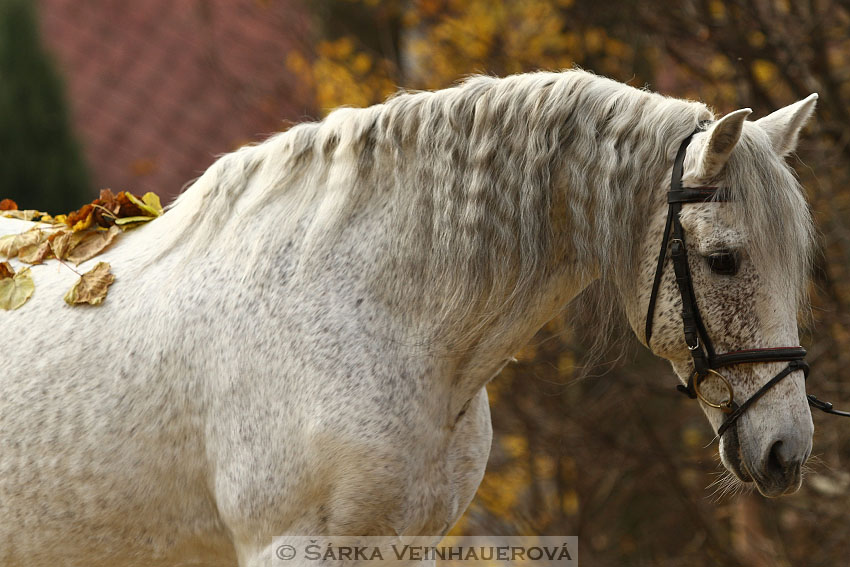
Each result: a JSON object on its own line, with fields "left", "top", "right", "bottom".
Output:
{"left": 626, "top": 96, "right": 818, "bottom": 497}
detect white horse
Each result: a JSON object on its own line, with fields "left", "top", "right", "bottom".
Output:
{"left": 0, "top": 70, "right": 818, "bottom": 566}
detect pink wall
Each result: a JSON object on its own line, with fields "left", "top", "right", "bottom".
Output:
{"left": 39, "top": 0, "right": 315, "bottom": 203}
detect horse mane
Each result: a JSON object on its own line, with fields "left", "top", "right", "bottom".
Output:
{"left": 160, "top": 69, "right": 813, "bottom": 343}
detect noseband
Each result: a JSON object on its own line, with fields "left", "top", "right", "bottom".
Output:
{"left": 645, "top": 128, "right": 850, "bottom": 438}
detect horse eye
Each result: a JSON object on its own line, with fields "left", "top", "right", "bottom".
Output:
{"left": 707, "top": 251, "right": 739, "bottom": 276}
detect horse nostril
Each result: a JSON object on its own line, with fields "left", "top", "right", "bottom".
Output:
{"left": 766, "top": 440, "right": 786, "bottom": 477}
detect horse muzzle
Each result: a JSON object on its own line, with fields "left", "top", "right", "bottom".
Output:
{"left": 725, "top": 415, "right": 812, "bottom": 497}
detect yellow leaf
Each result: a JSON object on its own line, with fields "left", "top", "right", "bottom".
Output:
{"left": 141, "top": 192, "right": 163, "bottom": 214}
{"left": 0, "top": 264, "right": 35, "bottom": 310}
{"left": 71, "top": 210, "right": 94, "bottom": 232}
{"left": 124, "top": 192, "right": 162, "bottom": 219}
{"left": 64, "top": 262, "right": 115, "bottom": 306}
{"left": 114, "top": 215, "right": 156, "bottom": 227}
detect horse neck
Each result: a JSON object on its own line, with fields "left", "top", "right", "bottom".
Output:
{"left": 149, "top": 82, "right": 703, "bottom": 401}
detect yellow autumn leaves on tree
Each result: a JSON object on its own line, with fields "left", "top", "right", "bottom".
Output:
{"left": 287, "top": 0, "right": 641, "bottom": 113}
{"left": 0, "top": 190, "right": 163, "bottom": 310}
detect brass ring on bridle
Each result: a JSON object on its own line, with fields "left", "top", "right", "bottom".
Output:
{"left": 693, "top": 369, "right": 734, "bottom": 413}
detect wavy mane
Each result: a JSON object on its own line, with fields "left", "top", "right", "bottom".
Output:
{"left": 158, "top": 69, "right": 812, "bottom": 343}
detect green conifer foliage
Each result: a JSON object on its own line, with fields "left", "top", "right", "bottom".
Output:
{"left": 0, "top": 0, "right": 92, "bottom": 213}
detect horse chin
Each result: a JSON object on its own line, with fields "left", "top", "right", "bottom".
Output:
{"left": 719, "top": 423, "right": 753, "bottom": 484}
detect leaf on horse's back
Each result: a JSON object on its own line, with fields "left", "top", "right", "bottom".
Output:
{"left": 62, "top": 225, "right": 121, "bottom": 265}
{"left": 0, "top": 263, "right": 35, "bottom": 310}
{"left": 68, "top": 204, "right": 95, "bottom": 232}
{"left": 113, "top": 216, "right": 156, "bottom": 229}
{"left": 114, "top": 192, "right": 163, "bottom": 229}
{"left": 0, "top": 210, "right": 48, "bottom": 221}
{"left": 0, "top": 229, "right": 47, "bottom": 259}
{"left": 64, "top": 262, "right": 115, "bottom": 306}
{"left": 17, "top": 237, "right": 52, "bottom": 265}
{"left": 129, "top": 192, "right": 163, "bottom": 217}
{"left": 49, "top": 229, "right": 85, "bottom": 260}
{"left": 62, "top": 190, "right": 163, "bottom": 232}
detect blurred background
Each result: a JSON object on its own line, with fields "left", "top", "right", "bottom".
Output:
{"left": 5, "top": 0, "right": 850, "bottom": 565}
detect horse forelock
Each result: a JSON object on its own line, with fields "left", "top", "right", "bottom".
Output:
{"left": 720, "top": 124, "right": 815, "bottom": 309}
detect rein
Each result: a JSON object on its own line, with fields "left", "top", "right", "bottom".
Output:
{"left": 645, "top": 128, "right": 850, "bottom": 439}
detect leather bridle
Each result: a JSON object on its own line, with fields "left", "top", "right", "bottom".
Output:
{"left": 645, "top": 127, "right": 850, "bottom": 439}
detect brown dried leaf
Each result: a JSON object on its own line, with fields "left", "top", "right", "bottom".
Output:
{"left": 0, "top": 209, "right": 48, "bottom": 221}
{"left": 18, "top": 238, "right": 53, "bottom": 264}
{"left": 0, "top": 261, "right": 13, "bottom": 279}
{"left": 63, "top": 190, "right": 163, "bottom": 231}
{"left": 65, "top": 226, "right": 120, "bottom": 265}
{"left": 66, "top": 204, "right": 94, "bottom": 231}
{"left": 49, "top": 230, "right": 82, "bottom": 260}
{"left": 0, "top": 229, "right": 46, "bottom": 259}
{"left": 115, "top": 191, "right": 144, "bottom": 218}
{"left": 92, "top": 189, "right": 121, "bottom": 228}
{"left": 64, "top": 262, "right": 114, "bottom": 306}
{"left": 0, "top": 265, "right": 34, "bottom": 310}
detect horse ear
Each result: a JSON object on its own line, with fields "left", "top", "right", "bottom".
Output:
{"left": 755, "top": 93, "right": 818, "bottom": 156}
{"left": 694, "top": 108, "right": 752, "bottom": 180}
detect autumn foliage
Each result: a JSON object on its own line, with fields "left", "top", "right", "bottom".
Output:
{"left": 289, "top": 1, "right": 850, "bottom": 565}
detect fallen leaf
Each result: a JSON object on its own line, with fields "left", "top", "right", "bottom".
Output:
{"left": 64, "top": 262, "right": 114, "bottom": 306}
{"left": 0, "top": 229, "right": 46, "bottom": 258}
{"left": 0, "top": 235, "right": 15, "bottom": 257}
{"left": 114, "top": 215, "right": 157, "bottom": 226}
{"left": 0, "top": 262, "right": 13, "bottom": 279}
{"left": 115, "top": 191, "right": 144, "bottom": 218}
{"left": 0, "top": 209, "right": 48, "bottom": 221}
{"left": 65, "top": 225, "right": 120, "bottom": 265}
{"left": 18, "top": 238, "right": 53, "bottom": 264}
{"left": 0, "top": 199, "right": 17, "bottom": 211}
{"left": 71, "top": 207, "right": 94, "bottom": 231}
{"left": 126, "top": 192, "right": 163, "bottom": 217}
{"left": 0, "top": 264, "right": 35, "bottom": 310}
{"left": 49, "top": 229, "right": 82, "bottom": 260}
